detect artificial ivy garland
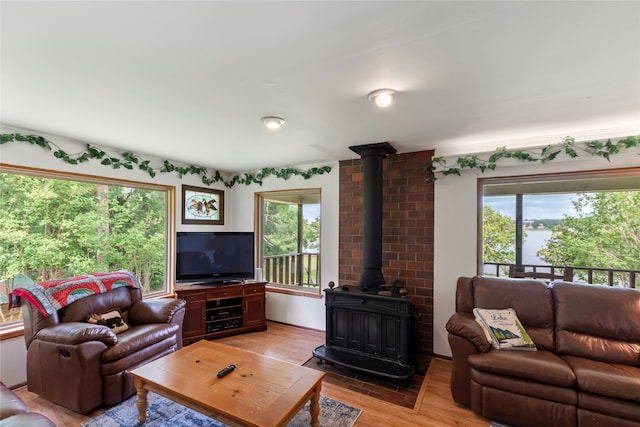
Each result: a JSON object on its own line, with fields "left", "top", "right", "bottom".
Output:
{"left": 0, "top": 133, "right": 332, "bottom": 187}
{"left": 4, "top": 133, "right": 637, "bottom": 185}
{"left": 427, "top": 135, "right": 639, "bottom": 181}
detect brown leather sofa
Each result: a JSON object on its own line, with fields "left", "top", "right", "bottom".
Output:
{"left": 0, "top": 381, "right": 55, "bottom": 426}
{"left": 446, "top": 276, "right": 640, "bottom": 427}
{"left": 21, "top": 285, "right": 186, "bottom": 414}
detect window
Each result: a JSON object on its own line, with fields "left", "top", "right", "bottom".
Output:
{"left": 0, "top": 166, "right": 174, "bottom": 330}
{"left": 256, "top": 189, "right": 321, "bottom": 295}
{"left": 479, "top": 168, "right": 640, "bottom": 288}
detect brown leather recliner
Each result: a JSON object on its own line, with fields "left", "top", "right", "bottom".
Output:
{"left": 21, "top": 285, "right": 186, "bottom": 414}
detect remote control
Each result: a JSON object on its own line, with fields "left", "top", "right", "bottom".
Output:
{"left": 217, "top": 364, "right": 236, "bottom": 378}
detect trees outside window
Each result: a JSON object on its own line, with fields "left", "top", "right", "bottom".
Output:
{"left": 482, "top": 205, "right": 519, "bottom": 274}
{"left": 0, "top": 167, "right": 172, "bottom": 328}
{"left": 537, "top": 191, "right": 640, "bottom": 286}
{"left": 480, "top": 168, "right": 640, "bottom": 288}
{"left": 256, "top": 189, "right": 321, "bottom": 294}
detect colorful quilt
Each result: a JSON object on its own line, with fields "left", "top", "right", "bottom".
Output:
{"left": 9, "top": 270, "right": 141, "bottom": 317}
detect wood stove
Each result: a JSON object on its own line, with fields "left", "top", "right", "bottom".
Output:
{"left": 313, "top": 142, "right": 416, "bottom": 380}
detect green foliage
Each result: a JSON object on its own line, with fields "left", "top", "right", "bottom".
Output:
{"left": 262, "top": 202, "right": 299, "bottom": 256}
{"left": 428, "top": 135, "right": 639, "bottom": 181}
{"left": 262, "top": 201, "right": 320, "bottom": 256}
{"left": 303, "top": 217, "right": 320, "bottom": 252}
{"left": 0, "top": 173, "right": 166, "bottom": 293}
{"left": 1, "top": 133, "right": 332, "bottom": 187}
{"left": 482, "top": 206, "right": 521, "bottom": 264}
{"left": 537, "top": 192, "right": 640, "bottom": 284}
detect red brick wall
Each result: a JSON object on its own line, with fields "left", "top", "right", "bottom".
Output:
{"left": 339, "top": 150, "right": 435, "bottom": 362}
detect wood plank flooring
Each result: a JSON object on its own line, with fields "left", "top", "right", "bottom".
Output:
{"left": 12, "top": 321, "right": 489, "bottom": 426}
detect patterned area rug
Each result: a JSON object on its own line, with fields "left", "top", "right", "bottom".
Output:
{"left": 82, "top": 392, "right": 361, "bottom": 427}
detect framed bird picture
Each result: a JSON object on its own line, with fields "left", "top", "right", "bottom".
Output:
{"left": 181, "top": 185, "right": 224, "bottom": 225}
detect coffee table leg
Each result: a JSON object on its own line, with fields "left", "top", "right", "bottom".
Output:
{"left": 135, "top": 379, "right": 149, "bottom": 424}
{"left": 309, "top": 383, "right": 322, "bottom": 427}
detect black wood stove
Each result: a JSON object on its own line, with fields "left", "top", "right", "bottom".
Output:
{"left": 313, "top": 142, "right": 415, "bottom": 381}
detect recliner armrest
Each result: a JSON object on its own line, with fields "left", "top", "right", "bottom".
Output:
{"left": 128, "top": 298, "right": 186, "bottom": 325}
{"left": 1, "top": 381, "right": 30, "bottom": 419}
{"left": 446, "top": 312, "right": 491, "bottom": 352}
{"left": 35, "top": 322, "right": 117, "bottom": 346}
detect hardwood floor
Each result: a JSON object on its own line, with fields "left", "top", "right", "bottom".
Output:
{"left": 13, "top": 321, "right": 489, "bottom": 426}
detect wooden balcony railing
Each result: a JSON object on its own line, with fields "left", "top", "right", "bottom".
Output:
{"left": 262, "top": 252, "right": 319, "bottom": 288}
{"left": 484, "top": 262, "right": 639, "bottom": 289}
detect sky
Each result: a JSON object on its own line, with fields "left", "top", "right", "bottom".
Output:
{"left": 303, "top": 203, "right": 320, "bottom": 222}
{"left": 485, "top": 193, "right": 580, "bottom": 220}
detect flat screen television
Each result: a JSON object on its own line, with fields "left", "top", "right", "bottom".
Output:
{"left": 176, "top": 231, "right": 255, "bottom": 284}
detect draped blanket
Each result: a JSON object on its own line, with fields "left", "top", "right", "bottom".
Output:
{"left": 9, "top": 270, "right": 141, "bottom": 317}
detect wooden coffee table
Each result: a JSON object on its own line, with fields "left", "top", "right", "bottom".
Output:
{"left": 130, "top": 340, "right": 325, "bottom": 426}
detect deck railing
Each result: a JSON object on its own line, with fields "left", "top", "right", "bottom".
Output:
{"left": 262, "top": 252, "right": 319, "bottom": 288}
{"left": 484, "top": 262, "right": 639, "bottom": 289}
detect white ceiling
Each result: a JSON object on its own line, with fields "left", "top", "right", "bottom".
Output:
{"left": 2, "top": 1, "right": 639, "bottom": 173}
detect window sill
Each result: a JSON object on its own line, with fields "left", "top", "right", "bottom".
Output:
{"left": 266, "top": 285, "right": 323, "bottom": 299}
{"left": 0, "top": 325, "right": 24, "bottom": 341}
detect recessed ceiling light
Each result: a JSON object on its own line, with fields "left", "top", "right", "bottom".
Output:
{"left": 261, "top": 116, "right": 285, "bottom": 129}
{"left": 367, "top": 89, "right": 396, "bottom": 108}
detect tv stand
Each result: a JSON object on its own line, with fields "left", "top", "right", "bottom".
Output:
{"left": 175, "top": 281, "right": 267, "bottom": 345}
{"left": 193, "top": 279, "right": 243, "bottom": 286}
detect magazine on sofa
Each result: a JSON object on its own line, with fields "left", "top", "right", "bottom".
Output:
{"left": 473, "top": 308, "right": 537, "bottom": 351}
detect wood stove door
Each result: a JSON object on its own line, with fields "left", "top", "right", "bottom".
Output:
{"left": 380, "top": 314, "right": 402, "bottom": 359}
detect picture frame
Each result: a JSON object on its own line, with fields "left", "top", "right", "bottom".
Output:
{"left": 181, "top": 185, "right": 224, "bottom": 225}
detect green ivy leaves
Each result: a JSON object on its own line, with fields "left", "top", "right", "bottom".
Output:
{"left": 429, "top": 135, "right": 639, "bottom": 181}
{"left": 1, "top": 133, "right": 332, "bottom": 187}
{"left": 8, "top": 132, "right": 635, "bottom": 186}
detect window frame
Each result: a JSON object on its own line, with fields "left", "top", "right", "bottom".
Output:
{"left": 255, "top": 188, "right": 322, "bottom": 297}
{"left": 477, "top": 166, "right": 640, "bottom": 275}
{"left": 0, "top": 164, "right": 176, "bottom": 335}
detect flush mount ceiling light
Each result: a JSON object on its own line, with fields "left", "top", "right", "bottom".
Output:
{"left": 367, "top": 89, "right": 396, "bottom": 108}
{"left": 261, "top": 116, "right": 285, "bottom": 129}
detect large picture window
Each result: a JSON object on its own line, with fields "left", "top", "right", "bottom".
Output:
{"left": 0, "top": 165, "right": 174, "bottom": 330}
{"left": 480, "top": 168, "right": 640, "bottom": 288}
{"left": 256, "top": 189, "right": 321, "bottom": 295}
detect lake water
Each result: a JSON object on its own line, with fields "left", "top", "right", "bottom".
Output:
{"left": 523, "top": 229, "right": 552, "bottom": 264}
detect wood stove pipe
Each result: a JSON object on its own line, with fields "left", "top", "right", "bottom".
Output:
{"left": 349, "top": 142, "right": 397, "bottom": 292}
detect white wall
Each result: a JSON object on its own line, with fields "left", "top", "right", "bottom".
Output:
{"left": 2, "top": 125, "right": 638, "bottom": 383}
{"left": 432, "top": 150, "right": 640, "bottom": 357}
{"left": 230, "top": 167, "right": 339, "bottom": 330}
{"left": 0, "top": 125, "right": 339, "bottom": 385}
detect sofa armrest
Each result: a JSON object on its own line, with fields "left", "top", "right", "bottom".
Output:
{"left": 35, "top": 322, "right": 117, "bottom": 346}
{"left": 446, "top": 312, "right": 492, "bottom": 407}
{"left": 446, "top": 312, "right": 491, "bottom": 353}
{"left": 1, "top": 382, "right": 30, "bottom": 419}
{"left": 128, "top": 298, "right": 186, "bottom": 325}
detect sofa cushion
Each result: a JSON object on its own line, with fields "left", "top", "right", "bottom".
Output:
{"left": 468, "top": 349, "right": 576, "bottom": 387}
{"left": 578, "top": 394, "right": 640, "bottom": 424}
{"left": 471, "top": 276, "right": 555, "bottom": 351}
{"left": 473, "top": 308, "right": 537, "bottom": 351}
{"left": 562, "top": 355, "right": 640, "bottom": 402}
{"left": 60, "top": 287, "right": 139, "bottom": 323}
{"left": 100, "top": 323, "right": 180, "bottom": 364}
{"left": 0, "top": 412, "right": 57, "bottom": 427}
{"left": 470, "top": 369, "right": 577, "bottom": 405}
{"left": 0, "top": 382, "right": 29, "bottom": 419}
{"left": 0, "top": 382, "right": 56, "bottom": 427}
{"left": 552, "top": 281, "right": 640, "bottom": 366}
